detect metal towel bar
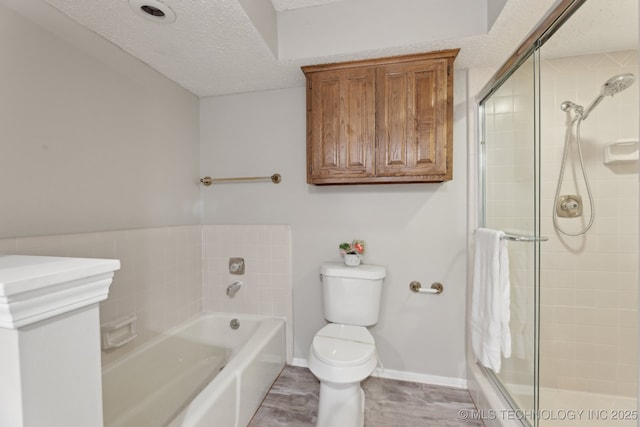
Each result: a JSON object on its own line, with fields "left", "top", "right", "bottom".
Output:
{"left": 501, "top": 233, "right": 549, "bottom": 242}
{"left": 200, "top": 173, "right": 281, "bottom": 186}
{"left": 409, "top": 281, "right": 444, "bottom": 294}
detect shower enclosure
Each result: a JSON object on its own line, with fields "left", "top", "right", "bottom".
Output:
{"left": 470, "top": 0, "right": 639, "bottom": 426}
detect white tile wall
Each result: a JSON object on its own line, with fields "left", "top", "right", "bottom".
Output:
{"left": 0, "top": 224, "right": 294, "bottom": 365}
{"left": 201, "top": 225, "right": 293, "bottom": 361}
{"left": 538, "top": 50, "right": 639, "bottom": 396}
{"left": 0, "top": 226, "right": 203, "bottom": 365}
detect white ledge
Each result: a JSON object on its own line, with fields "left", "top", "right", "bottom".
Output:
{"left": 0, "top": 255, "right": 120, "bottom": 329}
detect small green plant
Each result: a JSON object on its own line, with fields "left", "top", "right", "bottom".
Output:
{"left": 339, "top": 240, "right": 365, "bottom": 255}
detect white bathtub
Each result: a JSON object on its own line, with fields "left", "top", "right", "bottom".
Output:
{"left": 102, "top": 313, "right": 286, "bottom": 427}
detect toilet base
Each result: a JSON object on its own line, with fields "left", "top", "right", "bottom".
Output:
{"left": 316, "top": 382, "right": 365, "bottom": 427}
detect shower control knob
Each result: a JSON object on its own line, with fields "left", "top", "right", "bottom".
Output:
{"left": 556, "top": 195, "right": 583, "bottom": 218}
{"left": 229, "top": 257, "right": 245, "bottom": 275}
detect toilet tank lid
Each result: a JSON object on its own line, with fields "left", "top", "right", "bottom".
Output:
{"left": 321, "top": 262, "right": 386, "bottom": 280}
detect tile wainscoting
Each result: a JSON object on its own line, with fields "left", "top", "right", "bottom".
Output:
{"left": 0, "top": 224, "right": 293, "bottom": 364}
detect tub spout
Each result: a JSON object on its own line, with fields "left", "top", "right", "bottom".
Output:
{"left": 226, "top": 281, "right": 242, "bottom": 297}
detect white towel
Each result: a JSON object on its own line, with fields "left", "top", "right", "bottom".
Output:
{"left": 471, "top": 228, "right": 511, "bottom": 373}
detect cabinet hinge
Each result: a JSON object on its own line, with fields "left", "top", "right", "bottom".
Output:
{"left": 447, "top": 64, "right": 451, "bottom": 76}
{"left": 308, "top": 80, "right": 312, "bottom": 90}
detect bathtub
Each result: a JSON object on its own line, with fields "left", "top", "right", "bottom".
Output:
{"left": 102, "top": 313, "right": 286, "bottom": 427}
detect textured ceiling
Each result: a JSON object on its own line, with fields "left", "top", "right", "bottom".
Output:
{"left": 10, "top": 0, "right": 638, "bottom": 97}
{"left": 271, "top": 0, "right": 344, "bottom": 12}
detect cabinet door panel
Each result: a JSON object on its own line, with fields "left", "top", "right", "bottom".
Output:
{"left": 317, "top": 80, "right": 341, "bottom": 168}
{"left": 376, "top": 59, "right": 448, "bottom": 177}
{"left": 308, "top": 68, "right": 375, "bottom": 182}
{"left": 345, "top": 77, "right": 370, "bottom": 168}
{"left": 384, "top": 74, "right": 410, "bottom": 166}
{"left": 414, "top": 69, "right": 438, "bottom": 166}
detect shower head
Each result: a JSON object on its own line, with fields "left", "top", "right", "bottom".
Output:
{"left": 601, "top": 73, "right": 635, "bottom": 96}
{"left": 582, "top": 73, "right": 635, "bottom": 120}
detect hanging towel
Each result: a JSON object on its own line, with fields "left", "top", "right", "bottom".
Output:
{"left": 471, "top": 228, "right": 511, "bottom": 373}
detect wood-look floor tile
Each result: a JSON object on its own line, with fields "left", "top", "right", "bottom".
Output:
{"left": 248, "top": 366, "right": 483, "bottom": 427}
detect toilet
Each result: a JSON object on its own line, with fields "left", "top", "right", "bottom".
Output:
{"left": 308, "top": 262, "right": 386, "bottom": 427}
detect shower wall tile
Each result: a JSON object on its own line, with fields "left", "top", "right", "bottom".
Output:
{"left": 538, "top": 50, "right": 639, "bottom": 397}
{"left": 0, "top": 226, "right": 203, "bottom": 366}
{"left": 201, "top": 224, "right": 293, "bottom": 362}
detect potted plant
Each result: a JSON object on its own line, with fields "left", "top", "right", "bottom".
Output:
{"left": 339, "top": 240, "right": 365, "bottom": 266}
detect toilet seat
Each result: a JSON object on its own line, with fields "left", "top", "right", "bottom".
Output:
{"left": 312, "top": 324, "right": 375, "bottom": 367}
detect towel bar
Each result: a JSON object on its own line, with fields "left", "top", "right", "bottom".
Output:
{"left": 501, "top": 233, "right": 548, "bottom": 242}
{"left": 409, "top": 281, "right": 444, "bottom": 294}
{"left": 200, "top": 173, "right": 281, "bottom": 186}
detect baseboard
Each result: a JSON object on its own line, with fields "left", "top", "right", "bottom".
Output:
{"left": 290, "top": 357, "right": 467, "bottom": 389}
{"left": 291, "top": 357, "right": 309, "bottom": 368}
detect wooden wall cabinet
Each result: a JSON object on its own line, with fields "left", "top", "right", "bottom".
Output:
{"left": 302, "top": 49, "right": 459, "bottom": 184}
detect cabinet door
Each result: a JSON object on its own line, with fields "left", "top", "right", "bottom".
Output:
{"left": 376, "top": 59, "right": 451, "bottom": 180}
{"left": 307, "top": 68, "right": 376, "bottom": 183}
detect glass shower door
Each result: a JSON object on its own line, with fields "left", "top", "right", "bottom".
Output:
{"left": 480, "top": 54, "right": 540, "bottom": 425}
{"left": 476, "top": 2, "right": 638, "bottom": 427}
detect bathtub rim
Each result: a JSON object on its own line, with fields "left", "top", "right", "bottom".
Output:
{"left": 102, "top": 312, "right": 286, "bottom": 374}
{"left": 467, "top": 360, "right": 527, "bottom": 427}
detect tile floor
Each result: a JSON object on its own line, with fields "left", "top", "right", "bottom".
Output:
{"left": 248, "top": 366, "right": 484, "bottom": 427}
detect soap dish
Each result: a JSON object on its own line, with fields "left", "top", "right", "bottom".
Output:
{"left": 604, "top": 139, "right": 639, "bottom": 164}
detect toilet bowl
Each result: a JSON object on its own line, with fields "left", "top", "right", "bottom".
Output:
{"left": 308, "top": 324, "right": 377, "bottom": 427}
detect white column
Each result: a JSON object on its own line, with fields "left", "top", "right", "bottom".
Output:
{"left": 0, "top": 255, "right": 120, "bottom": 427}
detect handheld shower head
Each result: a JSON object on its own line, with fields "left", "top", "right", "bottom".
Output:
{"left": 601, "top": 73, "right": 635, "bottom": 96}
{"left": 582, "top": 73, "right": 635, "bottom": 120}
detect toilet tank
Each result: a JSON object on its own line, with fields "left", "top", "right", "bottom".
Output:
{"left": 320, "top": 262, "right": 386, "bottom": 326}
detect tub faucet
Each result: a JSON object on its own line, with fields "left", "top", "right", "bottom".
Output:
{"left": 226, "top": 281, "right": 242, "bottom": 297}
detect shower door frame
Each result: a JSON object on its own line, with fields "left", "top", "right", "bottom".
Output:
{"left": 476, "top": 0, "right": 586, "bottom": 102}
{"left": 477, "top": 51, "right": 541, "bottom": 427}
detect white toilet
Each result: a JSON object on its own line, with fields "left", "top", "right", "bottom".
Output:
{"left": 308, "top": 262, "right": 386, "bottom": 427}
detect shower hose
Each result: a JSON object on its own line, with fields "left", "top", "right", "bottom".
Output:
{"left": 552, "top": 116, "right": 595, "bottom": 236}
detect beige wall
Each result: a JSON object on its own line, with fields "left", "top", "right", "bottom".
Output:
{"left": 0, "top": 0, "right": 202, "bottom": 364}
{"left": 0, "top": 1, "right": 201, "bottom": 238}
{"left": 2, "top": 0, "right": 471, "bottom": 385}
{"left": 199, "top": 77, "right": 470, "bottom": 386}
